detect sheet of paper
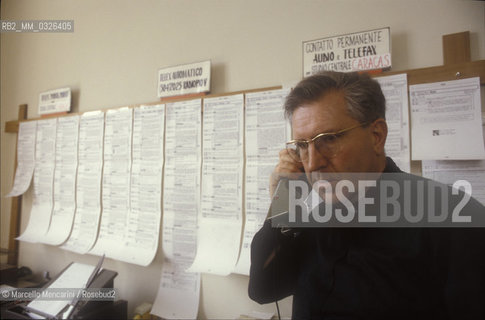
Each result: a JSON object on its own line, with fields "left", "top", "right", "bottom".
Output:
{"left": 111, "top": 104, "right": 165, "bottom": 266}
{"left": 241, "top": 311, "right": 275, "bottom": 319}
{"left": 151, "top": 259, "right": 201, "bottom": 320}
{"left": 62, "top": 111, "right": 105, "bottom": 254}
{"left": 42, "top": 115, "right": 80, "bottom": 245}
{"left": 17, "top": 118, "right": 57, "bottom": 243}
{"left": 27, "top": 262, "right": 95, "bottom": 318}
{"left": 154, "top": 100, "right": 201, "bottom": 319}
{"left": 233, "top": 88, "right": 290, "bottom": 275}
{"left": 187, "top": 94, "right": 244, "bottom": 276}
{"left": 90, "top": 108, "right": 133, "bottom": 257}
{"left": 375, "top": 73, "right": 411, "bottom": 172}
{"left": 410, "top": 77, "right": 485, "bottom": 160}
{"left": 6, "top": 121, "right": 37, "bottom": 197}
{"left": 162, "top": 100, "right": 200, "bottom": 261}
{"left": 422, "top": 159, "right": 485, "bottom": 206}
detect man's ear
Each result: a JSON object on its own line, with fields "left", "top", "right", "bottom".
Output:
{"left": 371, "top": 118, "right": 387, "bottom": 155}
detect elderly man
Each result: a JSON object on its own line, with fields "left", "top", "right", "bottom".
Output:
{"left": 248, "top": 71, "right": 485, "bottom": 319}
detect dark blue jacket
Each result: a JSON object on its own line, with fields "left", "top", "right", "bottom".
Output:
{"left": 248, "top": 158, "right": 485, "bottom": 319}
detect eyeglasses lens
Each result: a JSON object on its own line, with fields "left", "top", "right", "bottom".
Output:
{"left": 286, "top": 134, "right": 341, "bottom": 162}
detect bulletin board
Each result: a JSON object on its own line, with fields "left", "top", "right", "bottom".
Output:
{"left": 4, "top": 31, "right": 485, "bottom": 268}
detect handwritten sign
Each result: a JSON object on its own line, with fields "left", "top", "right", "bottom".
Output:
{"left": 303, "top": 27, "right": 391, "bottom": 76}
{"left": 158, "top": 60, "right": 211, "bottom": 98}
{"left": 38, "top": 87, "right": 71, "bottom": 115}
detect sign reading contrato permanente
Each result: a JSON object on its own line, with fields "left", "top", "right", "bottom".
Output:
{"left": 303, "top": 27, "right": 391, "bottom": 76}
{"left": 158, "top": 60, "right": 211, "bottom": 98}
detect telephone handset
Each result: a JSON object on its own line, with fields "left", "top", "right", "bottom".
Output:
{"left": 266, "top": 176, "right": 310, "bottom": 236}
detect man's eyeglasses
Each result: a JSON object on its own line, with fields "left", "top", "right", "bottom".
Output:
{"left": 286, "top": 122, "right": 368, "bottom": 162}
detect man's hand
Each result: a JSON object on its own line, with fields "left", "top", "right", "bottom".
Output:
{"left": 269, "top": 149, "right": 305, "bottom": 198}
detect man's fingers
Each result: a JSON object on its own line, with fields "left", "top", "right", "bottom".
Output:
{"left": 280, "top": 148, "right": 301, "bottom": 162}
{"left": 269, "top": 149, "right": 304, "bottom": 197}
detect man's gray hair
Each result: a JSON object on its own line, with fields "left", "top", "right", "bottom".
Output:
{"left": 284, "top": 71, "right": 386, "bottom": 123}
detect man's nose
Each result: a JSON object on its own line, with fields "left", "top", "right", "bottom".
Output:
{"left": 306, "top": 142, "right": 328, "bottom": 172}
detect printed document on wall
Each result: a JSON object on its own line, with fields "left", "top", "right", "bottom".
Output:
{"left": 17, "top": 118, "right": 57, "bottom": 243}
{"left": 422, "top": 160, "right": 485, "bottom": 206}
{"left": 113, "top": 104, "right": 165, "bottom": 266}
{"left": 162, "top": 99, "right": 200, "bottom": 262}
{"left": 62, "top": 111, "right": 105, "bottom": 254}
{"left": 187, "top": 94, "right": 244, "bottom": 276}
{"left": 422, "top": 121, "right": 485, "bottom": 206}
{"left": 6, "top": 121, "right": 37, "bottom": 197}
{"left": 410, "top": 77, "right": 485, "bottom": 160}
{"left": 90, "top": 108, "right": 133, "bottom": 258}
{"left": 42, "top": 115, "right": 80, "bottom": 245}
{"left": 154, "top": 99, "right": 201, "bottom": 319}
{"left": 233, "top": 88, "right": 290, "bottom": 275}
{"left": 375, "top": 73, "right": 410, "bottom": 172}
{"left": 152, "top": 259, "right": 200, "bottom": 320}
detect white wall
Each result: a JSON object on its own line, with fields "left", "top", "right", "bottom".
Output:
{"left": 1, "top": 0, "right": 484, "bottom": 318}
